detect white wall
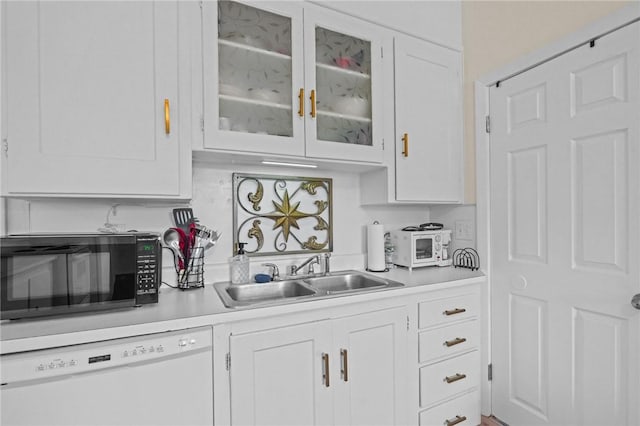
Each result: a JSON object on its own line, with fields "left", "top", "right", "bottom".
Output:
{"left": 461, "top": 0, "right": 631, "bottom": 203}
{"left": 312, "top": 0, "right": 462, "bottom": 50}
{"left": 5, "top": 162, "right": 431, "bottom": 284}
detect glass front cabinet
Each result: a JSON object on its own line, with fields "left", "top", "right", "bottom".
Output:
{"left": 202, "top": 1, "right": 383, "bottom": 163}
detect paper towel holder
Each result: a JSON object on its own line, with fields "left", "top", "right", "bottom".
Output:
{"left": 366, "top": 221, "right": 388, "bottom": 273}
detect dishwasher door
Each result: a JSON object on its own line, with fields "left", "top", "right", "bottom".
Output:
{"left": 1, "top": 326, "right": 213, "bottom": 426}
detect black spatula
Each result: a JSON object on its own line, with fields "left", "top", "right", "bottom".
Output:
{"left": 172, "top": 208, "right": 194, "bottom": 233}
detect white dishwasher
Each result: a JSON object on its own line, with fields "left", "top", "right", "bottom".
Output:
{"left": 0, "top": 326, "right": 213, "bottom": 426}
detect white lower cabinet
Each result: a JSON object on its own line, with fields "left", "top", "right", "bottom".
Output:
{"left": 215, "top": 281, "right": 483, "bottom": 426}
{"left": 228, "top": 307, "right": 407, "bottom": 426}
{"left": 415, "top": 288, "right": 481, "bottom": 425}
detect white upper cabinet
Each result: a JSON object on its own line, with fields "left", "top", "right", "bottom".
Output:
{"left": 201, "top": 0, "right": 383, "bottom": 164}
{"left": 2, "top": 1, "right": 190, "bottom": 198}
{"left": 394, "top": 35, "right": 462, "bottom": 203}
{"left": 303, "top": 6, "right": 383, "bottom": 163}
{"left": 203, "top": 1, "right": 306, "bottom": 156}
{"left": 361, "top": 34, "right": 463, "bottom": 204}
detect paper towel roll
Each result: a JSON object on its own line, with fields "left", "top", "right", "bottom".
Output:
{"left": 367, "top": 222, "right": 386, "bottom": 272}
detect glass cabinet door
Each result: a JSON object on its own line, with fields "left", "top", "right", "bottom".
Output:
{"left": 304, "top": 6, "right": 382, "bottom": 163}
{"left": 203, "top": 1, "right": 304, "bottom": 156}
{"left": 218, "top": 1, "right": 293, "bottom": 136}
{"left": 314, "top": 28, "right": 372, "bottom": 146}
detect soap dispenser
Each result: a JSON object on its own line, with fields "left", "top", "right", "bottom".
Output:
{"left": 230, "top": 242, "right": 250, "bottom": 284}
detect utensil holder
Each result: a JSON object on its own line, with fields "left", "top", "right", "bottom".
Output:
{"left": 178, "top": 246, "right": 205, "bottom": 290}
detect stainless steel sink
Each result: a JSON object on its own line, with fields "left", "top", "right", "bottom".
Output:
{"left": 303, "top": 271, "right": 402, "bottom": 294}
{"left": 219, "top": 280, "right": 316, "bottom": 306}
{"left": 214, "top": 270, "right": 404, "bottom": 309}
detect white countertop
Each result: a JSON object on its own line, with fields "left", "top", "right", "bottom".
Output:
{"left": 0, "top": 266, "right": 484, "bottom": 354}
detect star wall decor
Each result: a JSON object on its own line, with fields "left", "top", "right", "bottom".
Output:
{"left": 233, "top": 173, "right": 333, "bottom": 256}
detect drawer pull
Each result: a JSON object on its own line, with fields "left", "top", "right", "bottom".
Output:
{"left": 444, "top": 373, "right": 467, "bottom": 384}
{"left": 443, "top": 308, "right": 466, "bottom": 316}
{"left": 445, "top": 415, "right": 467, "bottom": 426}
{"left": 444, "top": 337, "right": 467, "bottom": 347}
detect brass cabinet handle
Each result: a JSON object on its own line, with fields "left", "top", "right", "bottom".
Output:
{"left": 298, "top": 88, "right": 305, "bottom": 117}
{"left": 443, "top": 308, "right": 466, "bottom": 316}
{"left": 322, "top": 353, "right": 330, "bottom": 387}
{"left": 402, "top": 133, "right": 409, "bottom": 157}
{"left": 444, "top": 373, "right": 467, "bottom": 384}
{"left": 310, "top": 89, "right": 316, "bottom": 118}
{"left": 444, "top": 337, "right": 467, "bottom": 347}
{"left": 445, "top": 415, "right": 468, "bottom": 426}
{"left": 341, "top": 349, "right": 348, "bottom": 382}
{"left": 164, "top": 99, "right": 170, "bottom": 134}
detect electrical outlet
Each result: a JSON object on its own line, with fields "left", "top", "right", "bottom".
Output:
{"left": 455, "top": 220, "right": 473, "bottom": 240}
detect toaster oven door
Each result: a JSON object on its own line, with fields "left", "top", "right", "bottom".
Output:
{"left": 413, "top": 235, "right": 435, "bottom": 264}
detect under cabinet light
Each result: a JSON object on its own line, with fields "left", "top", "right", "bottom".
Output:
{"left": 261, "top": 160, "right": 318, "bottom": 169}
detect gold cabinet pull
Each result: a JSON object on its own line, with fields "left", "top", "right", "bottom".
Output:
{"left": 444, "top": 337, "right": 467, "bottom": 347}
{"left": 322, "top": 353, "right": 330, "bottom": 387}
{"left": 310, "top": 89, "right": 316, "bottom": 118}
{"left": 164, "top": 99, "right": 171, "bottom": 134}
{"left": 444, "top": 373, "right": 467, "bottom": 384}
{"left": 445, "top": 415, "right": 468, "bottom": 426}
{"left": 443, "top": 308, "right": 466, "bottom": 316}
{"left": 298, "top": 88, "right": 305, "bottom": 117}
{"left": 341, "top": 349, "right": 348, "bottom": 382}
{"left": 402, "top": 133, "right": 409, "bottom": 157}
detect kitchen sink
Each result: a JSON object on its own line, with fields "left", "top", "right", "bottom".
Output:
{"left": 221, "top": 280, "right": 316, "bottom": 306}
{"left": 214, "top": 271, "right": 404, "bottom": 309}
{"left": 303, "top": 272, "right": 402, "bottom": 294}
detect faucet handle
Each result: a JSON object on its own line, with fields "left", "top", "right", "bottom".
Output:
{"left": 262, "top": 263, "right": 279, "bottom": 280}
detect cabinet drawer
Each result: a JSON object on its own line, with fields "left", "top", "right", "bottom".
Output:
{"left": 418, "top": 293, "right": 478, "bottom": 329}
{"left": 419, "top": 391, "right": 480, "bottom": 426}
{"left": 419, "top": 351, "right": 479, "bottom": 408}
{"left": 419, "top": 320, "right": 479, "bottom": 363}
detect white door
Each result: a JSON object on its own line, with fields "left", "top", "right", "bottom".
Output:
{"left": 332, "top": 307, "right": 408, "bottom": 426}
{"left": 394, "top": 35, "right": 462, "bottom": 203}
{"left": 4, "top": 1, "right": 180, "bottom": 197}
{"left": 229, "top": 321, "right": 334, "bottom": 425}
{"left": 490, "top": 22, "right": 639, "bottom": 425}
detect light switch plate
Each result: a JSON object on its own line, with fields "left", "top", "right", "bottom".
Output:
{"left": 455, "top": 220, "right": 473, "bottom": 240}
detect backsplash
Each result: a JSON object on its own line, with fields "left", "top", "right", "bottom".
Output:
{"left": 4, "top": 162, "right": 434, "bottom": 283}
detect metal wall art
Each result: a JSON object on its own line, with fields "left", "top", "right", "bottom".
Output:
{"left": 233, "top": 173, "right": 333, "bottom": 256}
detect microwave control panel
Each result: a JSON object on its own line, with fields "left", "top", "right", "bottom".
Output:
{"left": 135, "top": 234, "right": 160, "bottom": 304}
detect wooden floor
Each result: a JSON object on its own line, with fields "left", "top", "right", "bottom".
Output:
{"left": 481, "top": 415, "right": 504, "bottom": 426}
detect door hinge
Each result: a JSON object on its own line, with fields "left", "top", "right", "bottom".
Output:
{"left": 2, "top": 138, "right": 7, "bottom": 157}
{"left": 589, "top": 39, "right": 596, "bottom": 48}
{"left": 199, "top": 0, "right": 204, "bottom": 11}
{"left": 382, "top": 138, "right": 385, "bottom": 150}
{"left": 226, "top": 352, "right": 231, "bottom": 371}
{"left": 381, "top": 46, "right": 383, "bottom": 59}
{"left": 200, "top": 116, "right": 205, "bottom": 132}
{"left": 485, "top": 116, "right": 491, "bottom": 134}
{"left": 488, "top": 363, "right": 493, "bottom": 381}
{"left": 406, "top": 316, "right": 410, "bottom": 331}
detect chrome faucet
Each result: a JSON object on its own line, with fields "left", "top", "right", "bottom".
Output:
{"left": 289, "top": 255, "right": 320, "bottom": 276}
{"left": 289, "top": 253, "right": 331, "bottom": 276}
{"left": 262, "top": 263, "right": 280, "bottom": 281}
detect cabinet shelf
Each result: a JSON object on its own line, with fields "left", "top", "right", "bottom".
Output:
{"left": 219, "top": 94, "right": 292, "bottom": 110}
{"left": 316, "top": 109, "right": 371, "bottom": 123}
{"left": 218, "top": 39, "right": 292, "bottom": 61}
{"left": 316, "top": 62, "right": 371, "bottom": 79}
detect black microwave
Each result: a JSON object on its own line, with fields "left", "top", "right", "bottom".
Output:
{"left": 0, "top": 233, "right": 161, "bottom": 320}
